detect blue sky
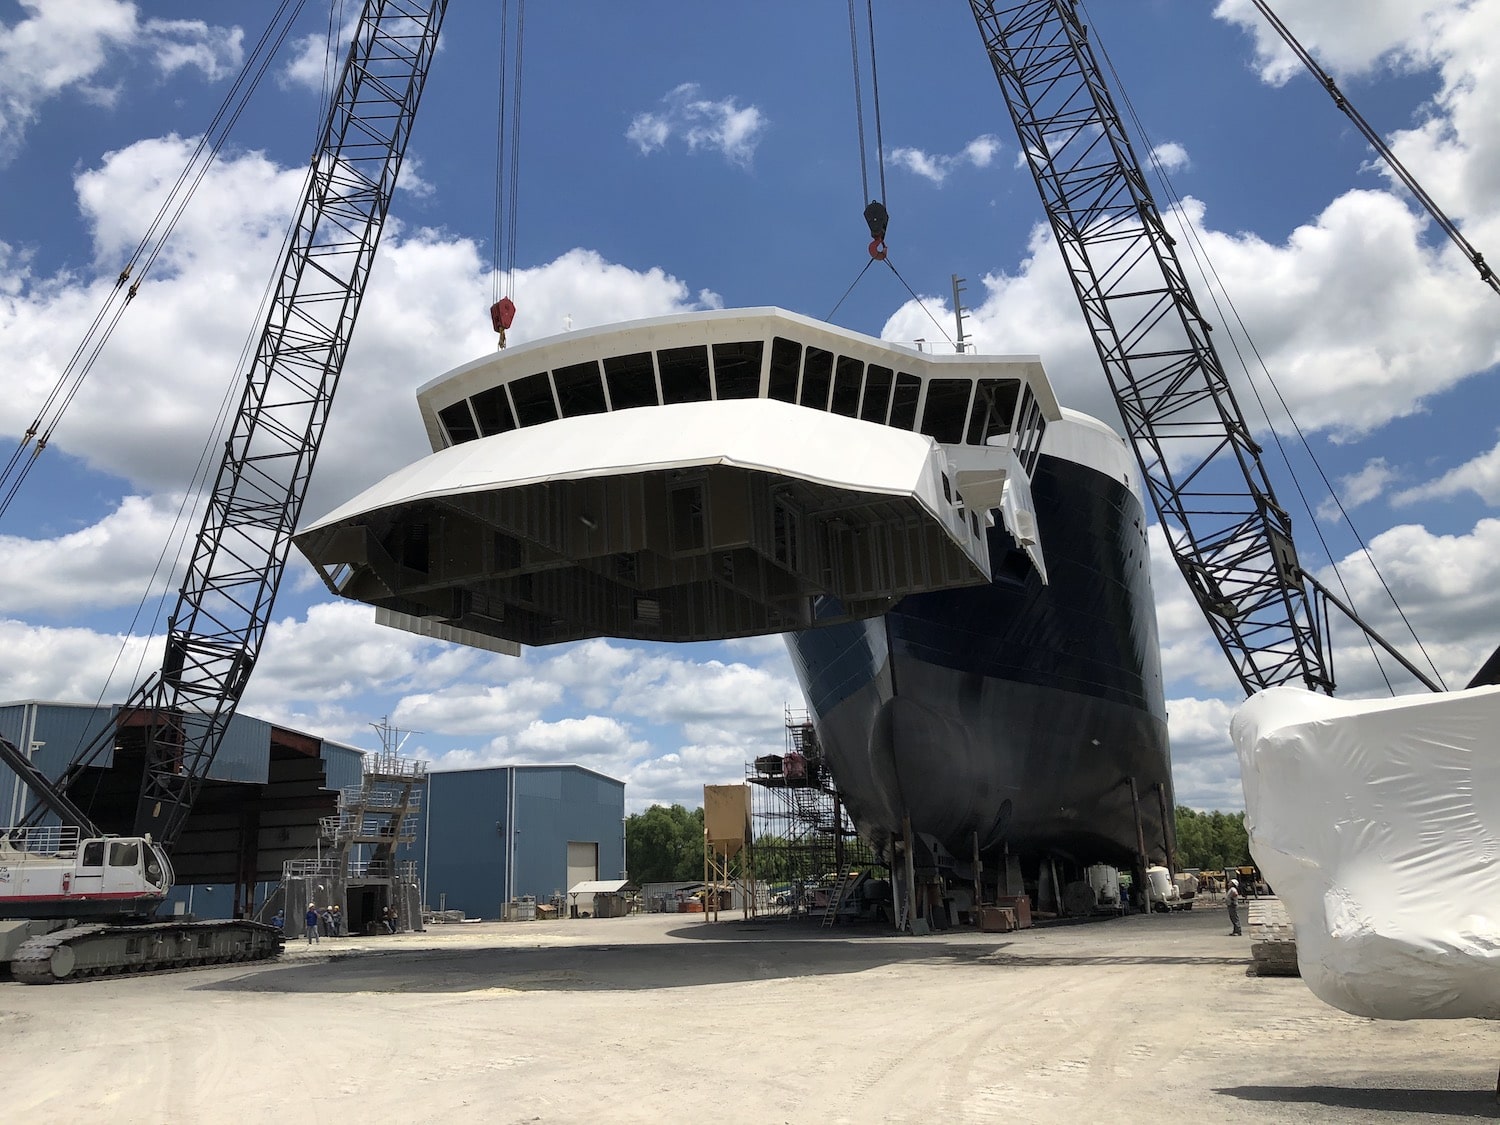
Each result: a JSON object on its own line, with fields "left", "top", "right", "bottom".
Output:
{"left": 3, "top": 0, "right": 1499, "bottom": 812}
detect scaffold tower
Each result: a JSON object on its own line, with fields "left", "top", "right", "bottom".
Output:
{"left": 279, "top": 718, "right": 427, "bottom": 934}
{"left": 747, "top": 706, "right": 875, "bottom": 916}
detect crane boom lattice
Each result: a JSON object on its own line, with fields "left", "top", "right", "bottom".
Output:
{"left": 969, "top": 0, "right": 1333, "bottom": 695}
{"left": 23, "top": 0, "right": 449, "bottom": 848}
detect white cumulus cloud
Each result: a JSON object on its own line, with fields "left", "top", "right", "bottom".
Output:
{"left": 888, "top": 133, "right": 1005, "bottom": 185}
{"left": 626, "top": 83, "right": 766, "bottom": 167}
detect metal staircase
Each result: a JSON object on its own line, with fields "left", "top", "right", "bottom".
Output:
{"left": 277, "top": 746, "right": 427, "bottom": 933}
{"left": 821, "top": 871, "right": 852, "bottom": 928}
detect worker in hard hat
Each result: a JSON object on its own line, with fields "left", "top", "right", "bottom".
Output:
{"left": 1227, "top": 879, "right": 1242, "bottom": 937}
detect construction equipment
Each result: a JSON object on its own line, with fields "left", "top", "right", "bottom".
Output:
{"left": 967, "top": 0, "right": 1442, "bottom": 698}
{"left": 0, "top": 0, "right": 447, "bottom": 982}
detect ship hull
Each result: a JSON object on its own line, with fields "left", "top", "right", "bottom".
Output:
{"left": 786, "top": 448, "right": 1173, "bottom": 869}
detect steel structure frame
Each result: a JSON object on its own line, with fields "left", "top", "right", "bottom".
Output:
{"left": 21, "top": 0, "right": 450, "bottom": 847}
{"left": 969, "top": 0, "right": 1334, "bottom": 695}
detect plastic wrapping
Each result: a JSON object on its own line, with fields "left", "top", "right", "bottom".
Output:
{"left": 1232, "top": 684, "right": 1500, "bottom": 1019}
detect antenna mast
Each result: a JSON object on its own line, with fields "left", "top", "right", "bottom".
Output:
{"left": 951, "top": 274, "right": 971, "bottom": 353}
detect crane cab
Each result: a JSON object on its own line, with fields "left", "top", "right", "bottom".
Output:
{"left": 0, "top": 826, "right": 172, "bottom": 921}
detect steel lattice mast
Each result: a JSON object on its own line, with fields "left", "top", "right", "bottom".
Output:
{"left": 968, "top": 0, "right": 1334, "bottom": 696}
{"left": 26, "top": 0, "right": 449, "bottom": 847}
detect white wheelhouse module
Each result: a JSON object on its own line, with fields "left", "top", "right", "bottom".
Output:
{"left": 296, "top": 308, "right": 1062, "bottom": 648}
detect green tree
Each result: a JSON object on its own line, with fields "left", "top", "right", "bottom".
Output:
{"left": 1174, "top": 806, "right": 1252, "bottom": 870}
{"left": 751, "top": 833, "right": 790, "bottom": 883}
{"left": 625, "top": 804, "right": 705, "bottom": 882}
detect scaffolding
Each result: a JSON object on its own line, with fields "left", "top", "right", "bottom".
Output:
{"left": 748, "top": 707, "right": 876, "bottom": 918}
{"left": 273, "top": 719, "right": 427, "bottom": 935}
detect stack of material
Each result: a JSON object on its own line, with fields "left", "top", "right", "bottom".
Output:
{"left": 993, "top": 895, "right": 1032, "bottom": 928}
{"left": 978, "top": 906, "right": 1017, "bottom": 933}
{"left": 1247, "top": 898, "right": 1298, "bottom": 977}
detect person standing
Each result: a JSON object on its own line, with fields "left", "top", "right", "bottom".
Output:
{"left": 1227, "top": 879, "right": 1242, "bottom": 936}
{"left": 304, "top": 903, "right": 320, "bottom": 944}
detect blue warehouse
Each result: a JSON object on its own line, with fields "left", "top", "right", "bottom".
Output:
{"left": 416, "top": 765, "right": 626, "bottom": 919}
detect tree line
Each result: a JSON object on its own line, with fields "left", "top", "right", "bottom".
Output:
{"left": 625, "top": 803, "right": 796, "bottom": 883}
{"left": 1173, "top": 806, "right": 1252, "bottom": 871}
{"left": 626, "top": 802, "right": 1253, "bottom": 882}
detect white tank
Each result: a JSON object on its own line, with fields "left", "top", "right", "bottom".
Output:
{"left": 1084, "top": 864, "right": 1121, "bottom": 906}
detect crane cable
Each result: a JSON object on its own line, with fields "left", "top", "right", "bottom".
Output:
{"left": 830, "top": 3, "right": 954, "bottom": 347}
{"left": 490, "top": 0, "right": 525, "bottom": 347}
{"left": 849, "top": 0, "right": 890, "bottom": 259}
{"left": 1082, "top": 0, "right": 1447, "bottom": 693}
{"left": 1251, "top": 0, "right": 1499, "bottom": 300}
{"left": 0, "top": 0, "right": 311, "bottom": 522}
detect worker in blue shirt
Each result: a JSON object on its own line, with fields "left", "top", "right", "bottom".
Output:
{"left": 304, "top": 903, "right": 320, "bottom": 943}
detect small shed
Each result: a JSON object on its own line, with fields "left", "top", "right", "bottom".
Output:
{"left": 567, "top": 878, "right": 638, "bottom": 919}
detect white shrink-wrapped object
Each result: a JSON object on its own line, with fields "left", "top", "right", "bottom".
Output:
{"left": 1231, "top": 684, "right": 1500, "bottom": 1020}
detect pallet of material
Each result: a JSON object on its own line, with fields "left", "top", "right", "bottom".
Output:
{"left": 1247, "top": 897, "right": 1299, "bottom": 977}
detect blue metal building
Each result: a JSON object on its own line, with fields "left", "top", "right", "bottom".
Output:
{"left": 415, "top": 765, "right": 626, "bottom": 919}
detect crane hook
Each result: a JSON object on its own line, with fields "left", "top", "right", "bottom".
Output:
{"left": 863, "top": 200, "right": 890, "bottom": 261}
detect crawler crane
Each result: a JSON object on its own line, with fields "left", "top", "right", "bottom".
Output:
{"left": 0, "top": 0, "right": 447, "bottom": 982}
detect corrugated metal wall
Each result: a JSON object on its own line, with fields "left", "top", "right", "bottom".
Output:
{"left": 1, "top": 702, "right": 116, "bottom": 824}
{"left": 416, "top": 768, "right": 509, "bottom": 918}
{"left": 417, "top": 765, "right": 625, "bottom": 919}
{"left": 320, "top": 741, "right": 365, "bottom": 792}
{"left": 209, "top": 711, "right": 271, "bottom": 782}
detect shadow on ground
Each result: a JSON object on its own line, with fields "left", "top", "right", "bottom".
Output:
{"left": 198, "top": 917, "right": 1247, "bottom": 996}
{"left": 201, "top": 938, "right": 1000, "bottom": 995}
{"left": 1219, "top": 1085, "right": 1500, "bottom": 1119}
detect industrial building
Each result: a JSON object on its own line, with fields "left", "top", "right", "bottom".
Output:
{"left": 2, "top": 701, "right": 627, "bottom": 926}
{"left": 414, "top": 765, "right": 626, "bottom": 920}
{"left": 0, "top": 699, "right": 365, "bottom": 921}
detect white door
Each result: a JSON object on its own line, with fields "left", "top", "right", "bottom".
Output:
{"left": 566, "top": 841, "right": 598, "bottom": 893}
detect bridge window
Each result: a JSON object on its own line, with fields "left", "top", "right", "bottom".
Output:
{"left": 921, "top": 379, "right": 974, "bottom": 446}
{"left": 831, "top": 356, "right": 863, "bottom": 417}
{"left": 659, "top": 345, "right": 713, "bottom": 403}
{"left": 604, "top": 352, "right": 658, "bottom": 410}
{"left": 800, "top": 347, "right": 833, "bottom": 410}
{"left": 109, "top": 841, "right": 141, "bottom": 867}
{"left": 967, "top": 378, "right": 1021, "bottom": 445}
{"left": 768, "top": 337, "right": 801, "bottom": 403}
{"left": 555, "top": 360, "right": 607, "bottom": 417}
{"left": 889, "top": 373, "right": 921, "bottom": 430}
{"left": 438, "top": 401, "right": 479, "bottom": 445}
{"left": 471, "top": 385, "right": 516, "bottom": 436}
{"left": 1013, "top": 388, "right": 1047, "bottom": 473}
{"left": 712, "top": 341, "right": 763, "bottom": 399}
{"left": 861, "top": 364, "right": 893, "bottom": 423}
{"left": 511, "top": 372, "right": 559, "bottom": 427}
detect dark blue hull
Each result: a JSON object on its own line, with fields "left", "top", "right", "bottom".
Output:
{"left": 786, "top": 451, "right": 1173, "bottom": 868}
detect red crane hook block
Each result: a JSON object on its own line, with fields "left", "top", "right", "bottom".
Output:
{"left": 490, "top": 297, "right": 516, "bottom": 332}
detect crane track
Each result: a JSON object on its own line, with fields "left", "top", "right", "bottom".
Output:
{"left": 10, "top": 919, "right": 283, "bottom": 984}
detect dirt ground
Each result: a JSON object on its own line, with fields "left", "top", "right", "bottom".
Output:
{"left": 1, "top": 905, "right": 1495, "bottom": 1123}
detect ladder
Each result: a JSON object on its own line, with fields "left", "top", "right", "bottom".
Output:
{"left": 821, "top": 872, "right": 851, "bottom": 928}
